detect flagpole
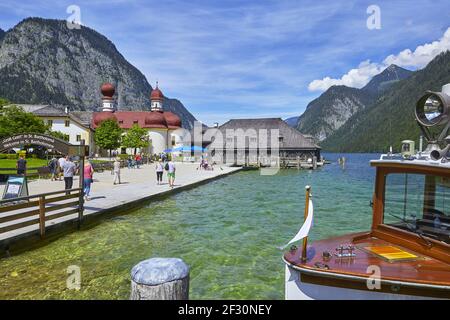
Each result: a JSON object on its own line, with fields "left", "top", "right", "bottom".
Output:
{"left": 301, "top": 186, "right": 311, "bottom": 262}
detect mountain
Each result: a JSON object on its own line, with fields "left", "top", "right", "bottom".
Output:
{"left": 284, "top": 116, "right": 299, "bottom": 127}
{"left": 321, "top": 51, "right": 450, "bottom": 152}
{"left": 295, "top": 64, "right": 412, "bottom": 141}
{"left": 0, "top": 18, "right": 196, "bottom": 129}
{"left": 296, "top": 86, "right": 376, "bottom": 141}
{"left": 0, "top": 28, "right": 5, "bottom": 42}
{"left": 362, "top": 64, "right": 413, "bottom": 94}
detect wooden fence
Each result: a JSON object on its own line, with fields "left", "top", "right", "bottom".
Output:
{"left": 0, "top": 188, "right": 83, "bottom": 239}
{"left": 0, "top": 166, "right": 51, "bottom": 181}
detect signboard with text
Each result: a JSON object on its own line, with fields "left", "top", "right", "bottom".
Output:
{"left": 0, "top": 134, "right": 88, "bottom": 156}
{"left": 2, "top": 176, "right": 29, "bottom": 200}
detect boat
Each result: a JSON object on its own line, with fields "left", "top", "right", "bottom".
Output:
{"left": 283, "top": 83, "right": 450, "bottom": 300}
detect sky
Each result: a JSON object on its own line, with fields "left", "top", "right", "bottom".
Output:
{"left": 1, "top": 0, "right": 450, "bottom": 126}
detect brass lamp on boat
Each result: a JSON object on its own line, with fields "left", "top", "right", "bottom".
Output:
{"left": 283, "top": 83, "right": 450, "bottom": 300}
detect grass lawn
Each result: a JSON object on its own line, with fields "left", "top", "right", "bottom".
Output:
{"left": 0, "top": 159, "right": 48, "bottom": 172}
{"left": 90, "top": 159, "right": 111, "bottom": 164}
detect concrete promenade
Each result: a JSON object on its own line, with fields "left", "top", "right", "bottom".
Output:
{"left": 0, "top": 162, "right": 241, "bottom": 243}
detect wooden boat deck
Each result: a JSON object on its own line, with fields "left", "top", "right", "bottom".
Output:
{"left": 284, "top": 232, "right": 450, "bottom": 298}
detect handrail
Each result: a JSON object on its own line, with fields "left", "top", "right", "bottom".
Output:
{"left": 0, "top": 166, "right": 47, "bottom": 170}
{"left": 0, "top": 188, "right": 82, "bottom": 204}
{"left": 0, "top": 188, "right": 84, "bottom": 239}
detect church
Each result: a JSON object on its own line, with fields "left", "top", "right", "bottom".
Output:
{"left": 92, "top": 83, "right": 186, "bottom": 156}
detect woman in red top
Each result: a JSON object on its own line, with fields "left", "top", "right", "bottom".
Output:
{"left": 135, "top": 154, "right": 142, "bottom": 169}
{"left": 83, "top": 160, "right": 94, "bottom": 201}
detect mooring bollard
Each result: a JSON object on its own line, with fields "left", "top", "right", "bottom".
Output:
{"left": 130, "top": 257, "right": 190, "bottom": 300}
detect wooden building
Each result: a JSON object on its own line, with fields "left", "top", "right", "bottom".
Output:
{"left": 203, "top": 118, "right": 321, "bottom": 166}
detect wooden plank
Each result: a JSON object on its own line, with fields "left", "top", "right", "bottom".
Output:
{"left": 0, "top": 218, "right": 40, "bottom": 234}
{"left": 45, "top": 201, "right": 79, "bottom": 213}
{"left": 39, "top": 196, "right": 45, "bottom": 238}
{"left": 44, "top": 193, "right": 79, "bottom": 204}
{"left": 0, "top": 200, "right": 40, "bottom": 213}
{"left": 0, "top": 209, "right": 40, "bottom": 224}
{"left": 45, "top": 208, "right": 79, "bottom": 221}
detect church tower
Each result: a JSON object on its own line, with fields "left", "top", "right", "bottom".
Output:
{"left": 100, "top": 83, "right": 115, "bottom": 112}
{"left": 150, "top": 82, "right": 164, "bottom": 112}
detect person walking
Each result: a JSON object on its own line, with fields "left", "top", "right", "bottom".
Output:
{"left": 62, "top": 156, "right": 76, "bottom": 195}
{"left": 167, "top": 159, "right": 176, "bottom": 188}
{"left": 48, "top": 156, "right": 58, "bottom": 181}
{"left": 16, "top": 155, "right": 27, "bottom": 176}
{"left": 155, "top": 159, "right": 164, "bottom": 185}
{"left": 113, "top": 157, "right": 121, "bottom": 185}
{"left": 135, "top": 154, "right": 142, "bottom": 169}
{"left": 58, "top": 156, "right": 66, "bottom": 181}
{"left": 83, "top": 160, "right": 94, "bottom": 201}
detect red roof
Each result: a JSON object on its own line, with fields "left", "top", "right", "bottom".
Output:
{"left": 93, "top": 112, "right": 116, "bottom": 126}
{"left": 92, "top": 111, "right": 181, "bottom": 129}
{"left": 101, "top": 83, "right": 115, "bottom": 100}
{"left": 150, "top": 87, "right": 164, "bottom": 101}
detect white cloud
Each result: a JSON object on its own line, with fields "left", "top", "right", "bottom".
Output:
{"left": 308, "top": 60, "right": 383, "bottom": 91}
{"left": 383, "top": 27, "right": 450, "bottom": 68}
{"left": 308, "top": 27, "right": 450, "bottom": 92}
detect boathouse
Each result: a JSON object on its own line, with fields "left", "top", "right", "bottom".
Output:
{"left": 203, "top": 118, "right": 321, "bottom": 166}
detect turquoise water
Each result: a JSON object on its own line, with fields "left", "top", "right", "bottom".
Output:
{"left": 0, "top": 153, "right": 378, "bottom": 299}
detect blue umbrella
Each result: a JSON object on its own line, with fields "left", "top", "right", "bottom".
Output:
{"left": 164, "top": 146, "right": 206, "bottom": 153}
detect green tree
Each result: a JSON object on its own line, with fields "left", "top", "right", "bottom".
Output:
{"left": 121, "top": 124, "right": 149, "bottom": 155}
{"left": 0, "top": 97, "right": 10, "bottom": 107}
{"left": 47, "top": 130, "right": 69, "bottom": 141}
{"left": 0, "top": 105, "right": 50, "bottom": 139}
{"left": 94, "top": 119, "right": 123, "bottom": 157}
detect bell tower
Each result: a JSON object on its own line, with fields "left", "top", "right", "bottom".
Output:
{"left": 101, "top": 83, "right": 115, "bottom": 112}
{"left": 150, "top": 82, "right": 164, "bottom": 112}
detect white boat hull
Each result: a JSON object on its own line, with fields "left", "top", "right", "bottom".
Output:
{"left": 285, "top": 265, "right": 437, "bottom": 300}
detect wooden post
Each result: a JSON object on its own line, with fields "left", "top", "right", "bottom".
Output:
{"left": 38, "top": 196, "right": 45, "bottom": 239}
{"left": 301, "top": 186, "right": 311, "bottom": 262}
{"left": 130, "top": 257, "right": 190, "bottom": 300}
{"left": 78, "top": 140, "right": 85, "bottom": 229}
{"left": 313, "top": 156, "right": 317, "bottom": 170}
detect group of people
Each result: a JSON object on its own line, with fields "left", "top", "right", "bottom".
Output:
{"left": 198, "top": 158, "right": 214, "bottom": 171}
{"left": 48, "top": 155, "right": 87, "bottom": 198}
{"left": 17, "top": 153, "right": 178, "bottom": 202}
{"left": 127, "top": 154, "right": 143, "bottom": 169}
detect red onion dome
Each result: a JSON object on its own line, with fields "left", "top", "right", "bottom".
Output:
{"left": 101, "top": 83, "right": 115, "bottom": 99}
{"left": 150, "top": 87, "right": 164, "bottom": 101}
{"left": 164, "top": 112, "right": 181, "bottom": 128}
{"left": 93, "top": 112, "right": 117, "bottom": 126}
{"left": 145, "top": 112, "right": 167, "bottom": 128}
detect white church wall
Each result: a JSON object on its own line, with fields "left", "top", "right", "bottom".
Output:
{"left": 149, "top": 130, "right": 167, "bottom": 155}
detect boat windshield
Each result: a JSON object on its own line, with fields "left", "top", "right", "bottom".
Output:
{"left": 384, "top": 173, "right": 450, "bottom": 245}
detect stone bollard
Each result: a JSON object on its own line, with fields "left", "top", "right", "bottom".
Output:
{"left": 130, "top": 257, "right": 190, "bottom": 300}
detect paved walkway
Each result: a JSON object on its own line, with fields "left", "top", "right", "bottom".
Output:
{"left": 0, "top": 162, "right": 241, "bottom": 242}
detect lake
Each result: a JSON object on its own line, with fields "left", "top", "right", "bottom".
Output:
{"left": 0, "top": 153, "right": 379, "bottom": 299}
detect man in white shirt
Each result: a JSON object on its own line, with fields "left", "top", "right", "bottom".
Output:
{"left": 58, "top": 156, "right": 66, "bottom": 181}
{"left": 167, "top": 160, "right": 176, "bottom": 188}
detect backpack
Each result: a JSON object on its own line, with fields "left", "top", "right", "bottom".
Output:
{"left": 164, "top": 163, "right": 169, "bottom": 171}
